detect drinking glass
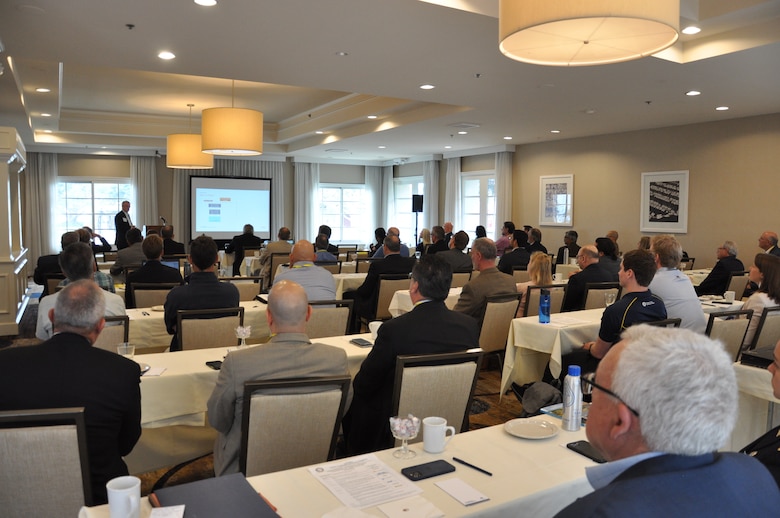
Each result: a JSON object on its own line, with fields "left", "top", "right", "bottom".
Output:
{"left": 604, "top": 292, "right": 617, "bottom": 306}
{"left": 389, "top": 414, "right": 420, "bottom": 459}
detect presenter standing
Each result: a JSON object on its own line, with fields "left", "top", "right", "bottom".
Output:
{"left": 115, "top": 200, "right": 134, "bottom": 249}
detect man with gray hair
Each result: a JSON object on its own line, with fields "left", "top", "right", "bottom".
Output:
{"left": 207, "top": 279, "right": 349, "bottom": 475}
{"left": 695, "top": 240, "right": 745, "bottom": 296}
{"left": 453, "top": 237, "right": 516, "bottom": 325}
{"left": 426, "top": 225, "right": 449, "bottom": 255}
{"left": 0, "top": 279, "right": 141, "bottom": 504}
{"left": 371, "top": 227, "right": 410, "bottom": 258}
{"left": 555, "top": 325, "right": 779, "bottom": 516}
{"left": 758, "top": 231, "right": 780, "bottom": 257}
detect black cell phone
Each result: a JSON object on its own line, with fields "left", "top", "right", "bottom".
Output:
{"left": 401, "top": 460, "right": 456, "bottom": 481}
{"left": 566, "top": 440, "right": 607, "bottom": 464}
{"left": 206, "top": 360, "right": 223, "bottom": 370}
{"left": 349, "top": 338, "right": 373, "bottom": 347}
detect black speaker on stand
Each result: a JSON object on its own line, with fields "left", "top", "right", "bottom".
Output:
{"left": 412, "top": 195, "right": 423, "bottom": 254}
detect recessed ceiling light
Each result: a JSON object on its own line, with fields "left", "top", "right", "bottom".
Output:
{"left": 158, "top": 51, "right": 176, "bottom": 60}
{"left": 503, "top": 136, "right": 512, "bottom": 140}
{"left": 335, "top": 51, "right": 349, "bottom": 57}
{"left": 686, "top": 90, "right": 701, "bottom": 96}
{"left": 378, "top": 146, "right": 386, "bottom": 149}
{"left": 419, "top": 84, "right": 435, "bottom": 90}
{"left": 194, "top": 0, "right": 217, "bottom": 5}
{"left": 584, "top": 109, "right": 596, "bottom": 115}
{"left": 43, "top": 130, "right": 52, "bottom": 133}
{"left": 35, "top": 87, "right": 51, "bottom": 93}
{"left": 315, "top": 131, "right": 324, "bottom": 135}
{"left": 41, "top": 113, "right": 51, "bottom": 117}
{"left": 682, "top": 26, "right": 701, "bottom": 35}
{"left": 444, "top": 145, "right": 452, "bottom": 149}
{"left": 550, "top": 130, "right": 560, "bottom": 134}
{"left": 716, "top": 106, "right": 729, "bottom": 111}
{"left": 367, "top": 115, "right": 377, "bottom": 119}
{"left": 457, "top": 131, "right": 468, "bottom": 135}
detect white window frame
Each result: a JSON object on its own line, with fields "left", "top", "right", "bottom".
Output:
{"left": 460, "top": 170, "right": 496, "bottom": 243}
{"left": 392, "top": 176, "right": 424, "bottom": 244}
{"left": 316, "top": 183, "right": 369, "bottom": 244}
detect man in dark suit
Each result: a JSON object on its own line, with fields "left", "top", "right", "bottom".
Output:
{"left": 343, "top": 255, "right": 479, "bottom": 455}
{"left": 161, "top": 225, "right": 186, "bottom": 256}
{"left": 695, "top": 240, "right": 745, "bottom": 296}
{"left": 125, "top": 234, "right": 184, "bottom": 308}
{"left": 498, "top": 230, "right": 531, "bottom": 274}
{"left": 226, "top": 224, "right": 265, "bottom": 277}
{"left": 555, "top": 325, "right": 779, "bottom": 517}
{"left": 438, "top": 230, "right": 473, "bottom": 272}
{"left": 555, "top": 230, "right": 581, "bottom": 265}
{"left": 82, "top": 226, "right": 112, "bottom": 255}
{"left": 526, "top": 227, "right": 548, "bottom": 255}
{"left": 425, "top": 225, "right": 449, "bottom": 254}
{"left": 759, "top": 231, "right": 780, "bottom": 257}
{"left": 164, "top": 235, "right": 240, "bottom": 351}
{"left": 561, "top": 245, "right": 614, "bottom": 312}
{"left": 0, "top": 279, "right": 141, "bottom": 505}
{"left": 33, "top": 231, "right": 80, "bottom": 295}
{"left": 114, "top": 200, "right": 133, "bottom": 249}
{"left": 110, "top": 228, "right": 145, "bottom": 280}
{"left": 348, "top": 235, "right": 415, "bottom": 328}
{"left": 315, "top": 224, "right": 339, "bottom": 255}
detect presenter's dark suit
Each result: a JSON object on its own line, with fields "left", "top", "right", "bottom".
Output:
{"left": 0, "top": 333, "right": 141, "bottom": 505}
{"left": 561, "top": 263, "right": 614, "bottom": 312}
{"left": 343, "top": 300, "right": 479, "bottom": 455}
{"left": 33, "top": 253, "right": 62, "bottom": 295}
{"left": 741, "top": 425, "right": 780, "bottom": 488}
{"left": 125, "top": 260, "right": 184, "bottom": 308}
{"left": 114, "top": 211, "right": 132, "bottom": 249}
{"left": 555, "top": 452, "right": 780, "bottom": 517}
{"left": 352, "top": 253, "right": 416, "bottom": 321}
{"left": 695, "top": 255, "right": 745, "bottom": 296}
{"left": 163, "top": 238, "right": 186, "bottom": 256}
{"left": 225, "top": 233, "right": 264, "bottom": 276}
{"left": 163, "top": 272, "right": 240, "bottom": 351}
{"left": 498, "top": 247, "right": 531, "bottom": 275}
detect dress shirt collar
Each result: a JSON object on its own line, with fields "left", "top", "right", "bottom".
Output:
{"left": 412, "top": 298, "right": 433, "bottom": 308}
{"left": 585, "top": 451, "right": 663, "bottom": 490}
{"left": 188, "top": 271, "right": 219, "bottom": 283}
{"left": 268, "top": 332, "right": 312, "bottom": 344}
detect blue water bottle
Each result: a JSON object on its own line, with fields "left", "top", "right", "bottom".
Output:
{"left": 539, "top": 288, "right": 550, "bottom": 324}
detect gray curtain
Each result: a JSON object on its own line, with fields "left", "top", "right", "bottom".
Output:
{"left": 364, "top": 165, "right": 383, "bottom": 236}
{"left": 495, "top": 151, "right": 513, "bottom": 229}
{"left": 130, "top": 156, "right": 158, "bottom": 231}
{"left": 23, "top": 152, "right": 59, "bottom": 258}
{"left": 444, "top": 157, "right": 461, "bottom": 230}
{"left": 422, "top": 160, "right": 439, "bottom": 230}
{"left": 293, "top": 162, "right": 319, "bottom": 242}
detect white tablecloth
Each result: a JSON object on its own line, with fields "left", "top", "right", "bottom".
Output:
{"left": 730, "top": 363, "right": 780, "bottom": 451}
{"left": 334, "top": 272, "right": 367, "bottom": 298}
{"left": 389, "top": 287, "right": 462, "bottom": 317}
{"left": 88, "top": 416, "right": 594, "bottom": 518}
{"left": 556, "top": 263, "right": 581, "bottom": 278}
{"left": 684, "top": 269, "right": 712, "bottom": 286}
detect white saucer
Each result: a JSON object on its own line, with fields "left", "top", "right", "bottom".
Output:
{"left": 151, "top": 305, "right": 164, "bottom": 312}
{"left": 138, "top": 363, "right": 151, "bottom": 374}
{"left": 504, "top": 418, "right": 559, "bottom": 439}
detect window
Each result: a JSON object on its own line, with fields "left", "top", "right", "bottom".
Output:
{"left": 53, "top": 180, "right": 133, "bottom": 249}
{"left": 317, "top": 184, "right": 369, "bottom": 244}
{"left": 461, "top": 172, "right": 496, "bottom": 243}
{"left": 393, "top": 177, "right": 424, "bottom": 245}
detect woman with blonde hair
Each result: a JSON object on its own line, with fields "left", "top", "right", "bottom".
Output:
{"left": 417, "top": 228, "right": 432, "bottom": 256}
{"left": 516, "top": 252, "right": 553, "bottom": 316}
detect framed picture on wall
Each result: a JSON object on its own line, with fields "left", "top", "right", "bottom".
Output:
{"left": 539, "top": 175, "right": 573, "bottom": 226}
{"left": 640, "top": 170, "right": 689, "bottom": 233}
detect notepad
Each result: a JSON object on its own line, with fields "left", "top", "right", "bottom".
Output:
{"left": 434, "top": 478, "right": 489, "bottom": 506}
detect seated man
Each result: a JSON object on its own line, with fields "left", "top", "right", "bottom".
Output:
{"left": 453, "top": 237, "right": 517, "bottom": 325}
{"left": 33, "top": 230, "right": 79, "bottom": 296}
{"left": 274, "top": 239, "right": 336, "bottom": 301}
{"left": 110, "top": 228, "right": 146, "bottom": 279}
{"left": 558, "top": 249, "right": 666, "bottom": 378}
{"left": 343, "top": 255, "right": 479, "bottom": 455}
{"left": 125, "top": 234, "right": 184, "bottom": 308}
{"left": 561, "top": 245, "right": 613, "bottom": 312}
{"left": 555, "top": 325, "right": 780, "bottom": 517}
{"left": 556, "top": 230, "right": 581, "bottom": 265}
{"left": 256, "top": 226, "right": 293, "bottom": 286}
{"left": 314, "top": 224, "right": 339, "bottom": 255}
{"left": 0, "top": 279, "right": 141, "bottom": 504}
{"left": 425, "top": 226, "right": 449, "bottom": 255}
{"left": 207, "top": 280, "right": 349, "bottom": 476}
{"left": 438, "top": 230, "right": 473, "bottom": 272}
{"left": 648, "top": 235, "right": 706, "bottom": 333}
{"left": 371, "top": 227, "right": 410, "bottom": 258}
{"left": 498, "top": 230, "right": 531, "bottom": 274}
{"left": 526, "top": 228, "right": 548, "bottom": 255}
{"left": 82, "top": 226, "right": 112, "bottom": 254}
{"left": 695, "top": 240, "right": 745, "bottom": 296}
{"left": 161, "top": 225, "right": 186, "bottom": 256}
{"left": 314, "top": 233, "right": 338, "bottom": 262}
{"left": 495, "top": 221, "right": 515, "bottom": 257}
{"left": 37, "top": 242, "right": 126, "bottom": 340}
{"left": 226, "top": 224, "right": 265, "bottom": 277}
{"left": 164, "top": 235, "right": 240, "bottom": 351}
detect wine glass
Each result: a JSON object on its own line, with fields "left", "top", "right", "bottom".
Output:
{"left": 604, "top": 292, "right": 617, "bottom": 307}
{"left": 389, "top": 414, "right": 420, "bottom": 459}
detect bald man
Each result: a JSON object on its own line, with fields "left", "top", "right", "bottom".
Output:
{"left": 371, "top": 227, "right": 410, "bottom": 258}
{"left": 273, "top": 239, "right": 336, "bottom": 301}
{"left": 207, "top": 280, "right": 350, "bottom": 476}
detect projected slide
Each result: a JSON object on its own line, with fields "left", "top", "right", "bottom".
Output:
{"left": 190, "top": 176, "right": 272, "bottom": 240}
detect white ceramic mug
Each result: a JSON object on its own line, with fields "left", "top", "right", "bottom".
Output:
{"left": 106, "top": 475, "right": 140, "bottom": 518}
{"left": 554, "top": 273, "right": 563, "bottom": 281}
{"left": 369, "top": 321, "right": 383, "bottom": 340}
{"left": 724, "top": 290, "right": 736, "bottom": 302}
{"left": 423, "top": 416, "right": 456, "bottom": 453}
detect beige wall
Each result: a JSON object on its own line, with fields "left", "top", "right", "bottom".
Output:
{"left": 57, "top": 155, "right": 130, "bottom": 178}
{"left": 513, "top": 112, "right": 780, "bottom": 269}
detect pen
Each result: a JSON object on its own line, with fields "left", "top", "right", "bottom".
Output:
{"left": 453, "top": 457, "right": 492, "bottom": 476}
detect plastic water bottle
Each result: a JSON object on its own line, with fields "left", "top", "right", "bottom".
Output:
{"left": 562, "top": 365, "right": 582, "bottom": 431}
{"left": 539, "top": 289, "right": 550, "bottom": 324}
{"left": 563, "top": 248, "right": 569, "bottom": 264}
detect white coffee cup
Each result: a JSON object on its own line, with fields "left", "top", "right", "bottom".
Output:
{"left": 106, "top": 475, "right": 140, "bottom": 518}
{"left": 117, "top": 343, "right": 135, "bottom": 360}
{"left": 423, "top": 416, "right": 456, "bottom": 453}
{"left": 554, "top": 273, "right": 563, "bottom": 282}
{"left": 369, "top": 321, "right": 383, "bottom": 340}
{"left": 724, "top": 290, "right": 736, "bottom": 302}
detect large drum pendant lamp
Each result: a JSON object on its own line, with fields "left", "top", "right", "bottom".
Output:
{"left": 167, "top": 104, "right": 214, "bottom": 169}
{"left": 499, "top": 0, "right": 679, "bottom": 66}
{"left": 201, "top": 80, "right": 263, "bottom": 156}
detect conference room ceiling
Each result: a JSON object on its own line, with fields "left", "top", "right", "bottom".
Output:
{"left": 1, "top": 0, "right": 779, "bottom": 164}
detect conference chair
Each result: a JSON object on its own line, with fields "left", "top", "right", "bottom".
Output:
{"left": 44, "top": 272, "right": 66, "bottom": 297}
{"left": 451, "top": 269, "right": 472, "bottom": 288}
{"left": 512, "top": 266, "right": 530, "bottom": 284}
{"left": 523, "top": 285, "right": 567, "bottom": 317}
{"left": 239, "top": 376, "right": 350, "bottom": 476}
{"left": 372, "top": 274, "right": 412, "bottom": 322}
{"left": 103, "top": 251, "right": 118, "bottom": 262}
{"left": 346, "top": 250, "right": 368, "bottom": 262}
{"left": 643, "top": 318, "right": 682, "bottom": 328}
{"left": 583, "top": 282, "right": 622, "bottom": 310}
{"left": 0, "top": 407, "right": 93, "bottom": 517}
{"left": 242, "top": 246, "right": 263, "bottom": 258}
{"left": 705, "top": 309, "right": 754, "bottom": 361}
{"left": 176, "top": 307, "right": 245, "bottom": 351}
{"left": 337, "top": 244, "right": 358, "bottom": 254}
{"left": 314, "top": 261, "right": 342, "bottom": 274}
{"left": 92, "top": 315, "right": 129, "bottom": 353}
{"left": 391, "top": 350, "right": 484, "bottom": 446}
{"left": 479, "top": 293, "right": 523, "bottom": 370}
{"left": 127, "top": 282, "right": 180, "bottom": 309}
{"left": 679, "top": 257, "right": 695, "bottom": 270}
{"left": 355, "top": 257, "right": 380, "bottom": 273}
{"left": 268, "top": 253, "right": 289, "bottom": 286}
{"left": 220, "top": 276, "right": 263, "bottom": 301}
{"left": 747, "top": 306, "right": 780, "bottom": 352}
{"left": 726, "top": 271, "right": 749, "bottom": 299}
{"left": 306, "top": 300, "right": 353, "bottom": 338}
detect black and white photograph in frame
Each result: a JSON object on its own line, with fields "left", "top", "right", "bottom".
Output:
{"left": 640, "top": 170, "right": 689, "bottom": 233}
{"left": 539, "top": 174, "right": 573, "bottom": 227}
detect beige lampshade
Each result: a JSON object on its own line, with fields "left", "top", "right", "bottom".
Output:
{"left": 166, "top": 133, "right": 214, "bottom": 169}
{"left": 499, "top": 0, "right": 679, "bottom": 66}
{"left": 201, "top": 107, "right": 264, "bottom": 156}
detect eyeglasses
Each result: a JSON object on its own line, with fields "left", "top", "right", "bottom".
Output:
{"left": 582, "top": 376, "right": 640, "bottom": 417}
